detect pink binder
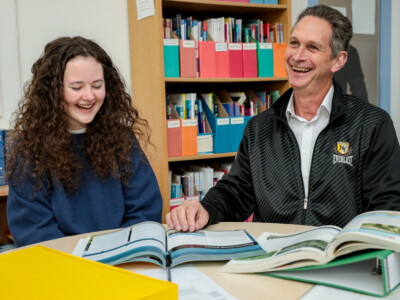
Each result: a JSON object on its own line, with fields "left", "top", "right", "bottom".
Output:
{"left": 243, "top": 43, "right": 258, "bottom": 77}
{"left": 228, "top": 43, "right": 243, "bottom": 78}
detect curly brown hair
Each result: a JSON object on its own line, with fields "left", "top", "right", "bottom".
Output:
{"left": 6, "top": 36, "right": 151, "bottom": 191}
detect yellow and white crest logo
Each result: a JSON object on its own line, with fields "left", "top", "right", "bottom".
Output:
{"left": 337, "top": 141, "right": 349, "bottom": 155}
{"left": 333, "top": 141, "right": 353, "bottom": 166}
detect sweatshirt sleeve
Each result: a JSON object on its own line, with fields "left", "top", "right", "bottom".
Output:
{"left": 202, "top": 124, "right": 256, "bottom": 224}
{"left": 7, "top": 177, "right": 65, "bottom": 247}
{"left": 120, "top": 144, "right": 163, "bottom": 226}
{"left": 362, "top": 116, "right": 400, "bottom": 211}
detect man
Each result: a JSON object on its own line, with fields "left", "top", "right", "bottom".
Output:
{"left": 166, "top": 5, "right": 400, "bottom": 232}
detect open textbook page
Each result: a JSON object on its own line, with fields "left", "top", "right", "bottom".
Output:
{"left": 72, "top": 222, "right": 167, "bottom": 267}
{"left": 73, "top": 221, "right": 265, "bottom": 269}
{"left": 220, "top": 211, "right": 400, "bottom": 273}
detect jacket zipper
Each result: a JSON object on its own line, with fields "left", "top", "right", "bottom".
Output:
{"left": 302, "top": 197, "right": 308, "bottom": 224}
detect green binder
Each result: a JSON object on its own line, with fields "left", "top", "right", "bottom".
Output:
{"left": 263, "top": 250, "right": 400, "bottom": 297}
{"left": 251, "top": 38, "right": 273, "bottom": 78}
{"left": 163, "top": 39, "right": 180, "bottom": 78}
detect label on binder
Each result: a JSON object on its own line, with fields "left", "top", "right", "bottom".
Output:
{"left": 215, "top": 43, "right": 228, "bottom": 52}
{"left": 260, "top": 43, "right": 273, "bottom": 49}
{"left": 164, "top": 39, "right": 179, "bottom": 46}
{"left": 243, "top": 43, "right": 257, "bottom": 50}
{"left": 231, "top": 117, "right": 244, "bottom": 124}
{"left": 183, "top": 40, "right": 195, "bottom": 48}
{"left": 182, "top": 119, "right": 197, "bottom": 127}
{"left": 167, "top": 120, "right": 180, "bottom": 128}
{"left": 228, "top": 43, "right": 242, "bottom": 50}
{"left": 217, "top": 118, "right": 230, "bottom": 125}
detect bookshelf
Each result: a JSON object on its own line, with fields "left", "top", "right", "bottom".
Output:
{"left": 127, "top": 0, "right": 291, "bottom": 221}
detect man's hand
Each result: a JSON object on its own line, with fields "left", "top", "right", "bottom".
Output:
{"left": 166, "top": 200, "right": 209, "bottom": 232}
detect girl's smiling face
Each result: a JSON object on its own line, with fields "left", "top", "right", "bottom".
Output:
{"left": 63, "top": 55, "right": 106, "bottom": 130}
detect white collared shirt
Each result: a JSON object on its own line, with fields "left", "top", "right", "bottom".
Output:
{"left": 286, "top": 85, "right": 334, "bottom": 198}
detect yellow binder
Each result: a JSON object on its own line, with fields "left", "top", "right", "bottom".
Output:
{"left": 0, "top": 245, "right": 178, "bottom": 299}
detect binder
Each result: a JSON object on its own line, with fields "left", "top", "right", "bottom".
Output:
{"left": 0, "top": 245, "right": 178, "bottom": 299}
{"left": 249, "top": 0, "right": 264, "bottom": 3}
{"left": 216, "top": 0, "right": 249, "bottom": 2}
{"left": 181, "top": 119, "right": 197, "bottom": 156}
{"left": 166, "top": 106, "right": 197, "bottom": 157}
{"left": 200, "top": 96, "right": 231, "bottom": 153}
{"left": 242, "top": 43, "right": 258, "bottom": 77}
{"left": 179, "top": 40, "right": 197, "bottom": 78}
{"left": 198, "top": 41, "right": 216, "bottom": 78}
{"left": 217, "top": 90, "right": 251, "bottom": 152}
{"left": 163, "top": 39, "right": 180, "bottom": 78}
{"left": 273, "top": 43, "right": 287, "bottom": 77}
{"left": 255, "top": 40, "right": 274, "bottom": 77}
{"left": 167, "top": 119, "right": 182, "bottom": 157}
{"left": 215, "top": 42, "right": 229, "bottom": 78}
{"left": 264, "top": 0, "right": 278, "bottom": 3}
{"left": 265, "top": 250, "right": 400, "bottom": 297}
{"left": 197, "top": 117, "right": 213, "bottom": 154}
{"left": 228, "top": 43, "right": 244, "bottom": 78}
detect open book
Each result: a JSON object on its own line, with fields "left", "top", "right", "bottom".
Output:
{"left": 220, "top": 210, "right": 400, "bottom": 273}
{"left": 72, "top": 221, "right": 265, "bottom": 268}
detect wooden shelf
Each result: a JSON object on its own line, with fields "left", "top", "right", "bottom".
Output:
{"left": 166, "top": 77, "right": 288, "bottom": 83}
{"left": 169, "top": 152, "right": 236, "bottom": 162}
{"left": 127, "top": 0, "right": 292, "bottom": 221}
{"left": 162, "top": 0, "right": 288, "bottom": 15}
{"left": 0, "top": 185, "right": 8, "bottom": 198}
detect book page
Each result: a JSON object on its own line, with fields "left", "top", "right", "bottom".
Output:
{"left": 167, "top": 229, "right": 254, "bottom": 251}
{"left": 219, "top": 226, "right": 341, "bottom": 273}
{"left": 135, "top": 265, "right": 237, "bottom": 300}
{"left": 330, "top": 211, "right": 400, "bottom": 256}
{"left": 258, "top": 226, "right": 340, "bottom": 257}
{"left": 166, "top": 229, "right": 264, "bottom": 266}
{"left": 73, "top": 222, "right": 167, "bottom": 265}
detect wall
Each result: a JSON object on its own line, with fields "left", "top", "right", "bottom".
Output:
{"left": 391, "top": 0, "right": 400, "bottom": 140}
{"left": 0, "top": 0, "right": 131, "bottom": 129}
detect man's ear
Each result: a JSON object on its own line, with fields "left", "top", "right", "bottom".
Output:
{"left": 332, "top": 51, "right": 348, "bottom": 73}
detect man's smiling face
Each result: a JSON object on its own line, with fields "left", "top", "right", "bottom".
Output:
{"left": 285, "top": 15, "right": 337, "bottom": 96}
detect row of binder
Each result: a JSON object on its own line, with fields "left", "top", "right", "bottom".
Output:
{"left": 216, "top": 0, "right": 278, "bottom": 4}
{"left": 167, "top": 90, "right": 269, "bottom": 156}
{"left": 164, "top": 39, "right": 287, "bottom": 78}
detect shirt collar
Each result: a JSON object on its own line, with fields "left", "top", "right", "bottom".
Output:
{"left": 286, "top": 85, "right": 334, "bottom": 121}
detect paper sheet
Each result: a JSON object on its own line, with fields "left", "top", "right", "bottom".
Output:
{"left": 136, "top": 0, "right": 155, "bottom": 21}
{"left": 352, "top": 0, "right": 375, "bottom": 34}
{"left": 135, "top": 264, "right": 237, "bottom": 300}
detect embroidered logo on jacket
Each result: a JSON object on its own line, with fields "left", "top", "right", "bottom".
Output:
{"left": 333, "top": 141, "right": 353, "bottom": 166}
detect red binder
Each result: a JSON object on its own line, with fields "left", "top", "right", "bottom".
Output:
{"left": 179, "top": 40, "right": 197, "bottom": 78}
{"left": 228, "top": 43, "right": 243, "bottom": 78}
{"left": 167, "top": 119, "right": 182, "bottom": 157}
{"left": 198, "top": 41, "right": 216, "bottom": 78}
{"left": 243, "top": 43, "right": 258, "bottom": 78}
{"left": 215, "top": 42, "right": 229, "bottom": 78}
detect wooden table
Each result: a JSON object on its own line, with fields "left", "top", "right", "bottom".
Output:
{"left": 28, "top": 222, "right": 315, "bottom": 300}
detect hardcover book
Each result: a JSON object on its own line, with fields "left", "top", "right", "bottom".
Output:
{"left": 220, "top": 210, "right": 400, "bottom": 297}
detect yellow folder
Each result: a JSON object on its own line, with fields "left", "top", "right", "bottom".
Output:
{"left": 0, "top": 245, "right": 178, "bottom": 299}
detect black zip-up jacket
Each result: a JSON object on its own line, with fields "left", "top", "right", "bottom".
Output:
{"left": 202, "top": 82, "right": 400, "bottom": 228}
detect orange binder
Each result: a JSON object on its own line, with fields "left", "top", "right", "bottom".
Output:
{"left": 243, "top": 43, "right": 258, "bottom": 78}
{"left": 228, "top": 43, "right": 243, "bottom": 78}
{"left": 198, "top": 41, "right": 216, "bottom": 78}
{"left": 273, "top": 43, "right": 287, "bottom": 77}
{"left": 181, "top": 119, "right": 197, "bottom": 156}
{"left": 215, "top": 42, "right": 229, "bottom": 78}
{"left": 179, "top": 40, "right": 197, "bottom": 78}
